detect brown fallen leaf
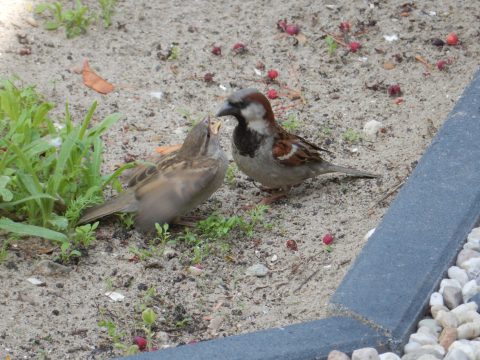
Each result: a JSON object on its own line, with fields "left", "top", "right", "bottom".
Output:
{"left": 383, "top": 62, "right": 396, "bottom": 70}
{"left": 82, "top": 58, "right": 114, "bottom": 94}
{"left": 155, "top": 144, "right": 182, "bottom": 155}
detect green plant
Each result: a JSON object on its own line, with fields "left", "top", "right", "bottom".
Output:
{"left": 342, "top": 128, "right": 362, "bottom": 143}
{"left": 167, "top": 45, "right": 180, "bottom": 60}
{"left": 98, "top": 0, "right": 116, "bottom": 28}
{"left": 35, "top": 0, "right": 94, "bottom": 38}
{"left": 225, "top": 163, "right": 237, "bottom": 186}
{"left": 325, "top": 35, "right": 337, "bottom": 56}
{"left": 281, "top": 114, "right": 300, "bottom": 132}
{"left": 74, "top": 222, "right": 98, "bottom": 247}
{"left": 98, "top": 319, "right": 138, "bottom": 354}
{"left": 155, "top": 223, "right": 172, "bottom": 245}
{"left": 0, "top": 79, "right": 126, "bottom": 257}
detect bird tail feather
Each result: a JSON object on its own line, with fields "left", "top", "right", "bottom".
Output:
{"left": 322, "top": 163, "right": 378, "bottom": 178}
{"left": 78, "top": 191, "right": 137, "bottom": 224}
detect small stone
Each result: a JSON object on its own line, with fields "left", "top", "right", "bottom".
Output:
{"left": 440, "top": 279, "right": 462, "bottom": 293}
{"left": 403, "top": 341, "right": 422, "bottom": 353}
{"left": 439, "top": 327, "right": 457, "bottom": 351}
{"left": 429, "top": 292, "right": 444, "bottom": 306}
{"left": 328, "top": 350, "right": 351, "bottom": 360}
{"left": 457, "top": 321, "right": 480, "bottom": 340}
{"left": 444, "top": 348, "right": 469, "bottom": 360}
{"left": 379, "top": 353, "right": 401, "bottom": 360}
{"left": 105, "top": 291, "right": 125, "bottom": 302}
{"left": 448, "top": 266, "right": 469, "bottom": 286}
{"left": 188, "top": 265, "right": 203, "bottom": 276}
{"left": 416, "top": 355, "right": 439, "bottom": 360}
{"left": 443, "top": 286, "right": 463, "bottom": 309}
{"left": 448, "top": 340, "right": 476, "bottom": 359}
{"left": 246, "top": 264, "right": 269, "bottom": 277}
{"left": 462, "top": 280, "right": 480, "bottom": 302}
{"left": 352, "top": 347, "right": 379, "bottom": 360}
{"left": 418, "top": 319, "right": 441, "bottom": 335}
{"left": 459, "top": 258, "right": 480, "bottom": 275}
{"left": 401, "top": 348, "right": 443, "bottom": 360}
{"left": 435, "top": 310, "right": 458, "bottom": 328}
{"left": 451, "top": 302, "right": 478, "bottom": 316}
{"left": 430, "top": 305, "right": 449, "bottom": 318}
{"left": 417, "top": 326, "right": 438, "bottom": 338}
{"left": 34, "top": 260, "right": 72, "bottom": 276}
{"left": 456, "top": 249, "right": 480, "bottom": 267}
{"left": 455, "top": 310, "right": 480, "bottom": 325}
{"left": 420, "top": 344, "right": 445, "bottom": 357}
{"left": 363, "top": 120, "right": 383, "bottom": 136}
{"left": 364, "top": 228, "right": 376, "bottom": 241}
{"left": 469, "top": 293, "right": 480, "bottom": 309}
{"left": 409, "top": 332, "right": 438, "bottom": 345}
{"left": 467, "top": 227, "right": 480, "bottom": 242}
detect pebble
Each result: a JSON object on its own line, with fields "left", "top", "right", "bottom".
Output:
{"left": 455, "top": 310, "right": 480, "bottom": 325}
{"left": 447, "top": 266, "right": 469, "bottom": 286}
{"left": 458, "top": 258, "right": 480, "bottom": 275}
{"left": 456, "top": 249, "right": 480, "bottom": 267}
{"left": 431, "top": 305, "right": 449, "bottom": 318}
{"left": 439, "top": 279, "right": 461, "bottom": 293}
{"left": 245, "top": 264, "right": 269, "bottom": 277}
{"left": 328, "top": 350, "right": 351, "bottom": 360}
{"left": 467, "top": 227, "right": 480, "bottom": 243}
{"left": 410, "top": 332, "right": 438, "bottom": 345}
{"left": 448, "top": 340, "right": 476, "bottom": 359}
{"left": 401, "top": 348, "right": 443, "bottom": 360}
{"left": 363, "top": 120, "right": 383, "bottom": 137}
{"left": 468, "top": 293, "right": 480, "bottom": 309}
{"left": 451, "top": 302, "right": 478, "bottom": 317}
{"left": 416, "top": 355, "right": 440, "bottom": 360}
{"left": 438, "top": 327, "right": 457, "bottom": 351}
{"left": 379, "top": 353, "right": 400, "bottom": 360}
{"left": 435, "top": 310, "right": 458, "bottom": 328}
{"left": 457, "top": 321, "right": 480, "bottom": 339}
{"left": 351, "top": 347, "right": 379, "bottom": 360}
{"left": 442, "top": 286, "right": 463, "bottom": 309}
{"left": 418, "top": 319, "right": 441, "bottom": 334}
{"left": 27, "top": 277, "right": 45, "bottom": 286}
{"left": 462, "top": 280, "right": 480, "bottom": 302}
{"left": 430, "top": 292, "right": 444, "bottom": 307}
{"left": 444, "top": 348, "right": 469, "bottom": 360}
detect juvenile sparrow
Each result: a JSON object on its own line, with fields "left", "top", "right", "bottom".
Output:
{"left": 216, "top": 88, "right": 377, "bottom": 200}
{"left": 79, "top": 118, "right": 228, "bottom": 232}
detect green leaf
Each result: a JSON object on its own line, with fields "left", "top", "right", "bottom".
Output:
{"left": 48, "top": 215, "right": 68, "bottom": 230}
{"left": 0, "top": 218, "right": 67, "bottom": 242}
{"left": 0, "top": 194, "right": 57, "bottom": 209}
{"left": 141, "top": 308, "right": 157, "bottom": 326}
{"left": 0, "top": 176, "right": 13, "bottom": 201}
{"left": 45, "top": 21, "right": 61, "bottom": 30}
{"left": 34, "top": 4, "right": 48, "bottom": 13}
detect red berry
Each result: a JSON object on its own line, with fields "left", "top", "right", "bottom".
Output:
{"left": 134, "top": 336, "right": 147, "bottom": 351}
{"left": 322, "top": 234, "right": 334, "bottom": 245}
{"left": 232, "top": 43, "right": 246, "bottom": 53}
{"left": 339, "top": 21, "right": 351, "bottom": 33}
{"left": 436, "top": 60, "right": 448, "bottom": 71}
{"left": 267, "top": 69, "right": 279, "bottom": 80}
{"left": 348, "top": 41, "right": 361, "bottom": 53}
{"left": 387, "top": 84, "right": 402, "bottom": 97}
{"left": 446, "top": 32, "right": 458, "bottom": 46}
{"left": 277, "top": 19, "right": 288, "bottom": 32}
{"left": 286, "top": 239, "right": 298, "bottom": 251}
{"left": 285, "top": 24, "right": 300, "bottom": 36}
{"left": 267, "top": 89, "right": 278, "bottom": 99}
{"left": 211, "top": 46, "right": 221, "bottom": 56}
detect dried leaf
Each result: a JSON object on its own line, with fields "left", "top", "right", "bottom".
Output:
{"left": 414, "top": 55, "right": 432, "bottom": 69}
{"left": 383, "top": 62, "right": 396, "bottom": 70}
{"left": 82, "top": 59, "right": 114, "bottom": 94}
{"left": 155, "top": 144, "right": 182, "bottom": 155}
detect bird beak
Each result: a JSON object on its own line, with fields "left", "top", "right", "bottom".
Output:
{"left": 216, "top": 102, "right": 238, "bottom": 117}
{"left": 210, "top": 120, "right": 222, "bottom": 135}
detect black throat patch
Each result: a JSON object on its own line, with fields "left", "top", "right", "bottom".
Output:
{"left": 233, "top": 117, "right": 266, "bottom": 158}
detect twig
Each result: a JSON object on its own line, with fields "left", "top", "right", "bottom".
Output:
{"left": 293, "top": 268, "right": 320, "bottom": 293}
{"left": 372, "top": 179, "right": 406, "bottom": 208}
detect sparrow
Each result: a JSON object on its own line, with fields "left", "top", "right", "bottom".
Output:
{"left": 79, "top": 118, "right": 228, "bottom": 232}
{"left": 216, "top": 88, "right": 377, "bottom": 201}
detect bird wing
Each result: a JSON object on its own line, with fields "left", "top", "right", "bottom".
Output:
{"left": 133, "top": 158, "right": 222, "bottom": 231}
{"left": 124, "top": 151, "right": 180, "bottom": 188}
{"left": 272, "top": 132, "right": 331, "bottom": 167}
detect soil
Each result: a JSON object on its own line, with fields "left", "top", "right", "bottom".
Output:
{"left": 1, "top": 0, "right": 479, "bottom": 358}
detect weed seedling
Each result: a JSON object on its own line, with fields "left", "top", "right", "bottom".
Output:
{"left": 342, "top": 128, "right": 362, "bottom": 143}
{"left": 225, "top": 163, "right": 238, "bottom": 186}
{"left": 325, "top": 35, "right": 337, "bottom": 56}
{"left": 98, "top": 0, "right": 117, "bottom": 28}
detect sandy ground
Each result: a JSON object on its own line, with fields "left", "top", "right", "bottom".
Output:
{"left": 0, "top": 0, "right": 479, "bottom": 358}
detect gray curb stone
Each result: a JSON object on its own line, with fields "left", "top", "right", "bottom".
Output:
{"left": 125, "top": 69, "right": 480, "bottom": 359}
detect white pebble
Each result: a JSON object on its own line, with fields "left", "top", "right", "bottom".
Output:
{"left": 459, "top": 258, "right": 480, "bottom": 275}
{"left": 418, "top": 319, "right": 441, "bottom": 334}
{"left": 363, "top": 120, "right": 383, "bottom": 137}
{"left": 462, "top": 280, "right": 480, "bottom": 302}
{"left": 403, "top": 341, "right": 422, "bottom": 353}
{"left": 420, "top": 344, "right": 445, "bottom": 356}
{"left": 379, "top": 353, "right": 400, "bottom": 360}
{"left": 444, "top": 348, "right": 470, "bottom": 360}
{"left": 430, "top": 292, "right": 444, "bottom": 306}
{"left": 245, "top": 264, "right": 269, "bottom": 277}
{"left": 467, "top": 227, "right": 480, "bottom": 242}
{"left": 440, "top": 278, "right": 462, "bottom": 293}
{"left": 457, "top": 249, "right": 480, "bottom": 268}
{"left": 431, "top": 305, "right": 449, "bottom": 318}
{"left": 351, "top": 347, "right": 379, "bottom": 360}
{"left": 416, "top": 355, "right": 439, "bottom": 360}
{"left": 364, "top": 228, "right": 376, "bottom": 241}
{"left": 451, "top": 302, "right": 478, "bottom": 316}
{"left": 449, "top": 340, "right": 476, "bottom": 359}
{"left": 418, "top": 326, "right": 438, "bottom": 338}
{"left": 435, "top": 310, "right": 458, "bottom": 328}
{"left": 409, "top": 332, "right": 438, "bottom": 345}
{"left": 383, "top": 34, "right": 398, "bottom": 42}
{"left": 455, "top": 310, "right": 480, "bottom": 325}
{"left": 457, "top": 321, "right": 480, "bottom": 340}
{"left": 448, "top": 266, "right": 469, "bottom": 286}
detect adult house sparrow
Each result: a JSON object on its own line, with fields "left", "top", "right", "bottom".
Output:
{"left": 79, "top": 118, "right": 228, "bottom": 232}
{"left": 216, "top": 88, "right": 377, "bottom": 202}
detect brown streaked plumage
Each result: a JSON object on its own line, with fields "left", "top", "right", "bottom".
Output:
{"left": 79, "top": 118, "right": 228, "bottom": 232}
